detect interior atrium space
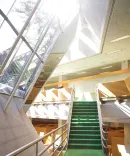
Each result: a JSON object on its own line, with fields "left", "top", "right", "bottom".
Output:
{"left": 0, "top": 0, "right": 130, "bottom": 156}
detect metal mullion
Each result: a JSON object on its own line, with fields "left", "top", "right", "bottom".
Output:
{"left": 0, "top": 9, "right": 44, "bottom": 64}
{"left": 22, "top": 61, "right": 44, "bottom": 105}
{"left": 0, "top": 0, "right": 17, "bottom": 28}
{"left": 3, "top": 17, "right": 53, "bottom": 112}
{"left": 23, "top": 25, "right": 61, "bottom": 104}
{"left": 0, "top": 0, "right": 42, "bottom": 74}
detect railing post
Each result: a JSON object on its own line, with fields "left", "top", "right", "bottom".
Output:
{"left": 52, "top": 132, "right": 55, "bottom": 156}
{"left": 36, "top": 142, "right": 38, "bottom": 156}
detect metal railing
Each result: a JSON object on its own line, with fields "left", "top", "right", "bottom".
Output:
{"left": 96, "top": 87, "right": 108, "bottom": 155}
{"left": 32, "top": 100, "right": 70, "bottom": 106}
{"left": 101, "top": 122, "right": 109, "bottom": 155}
{"left": 6, "top": 87, "right": 75, "bottom": 156}
{"left": 66, "top": 85, "right": 75, "bottom": 148}
{"left": 6, "top": 123, "right": 67, "bottom": 156}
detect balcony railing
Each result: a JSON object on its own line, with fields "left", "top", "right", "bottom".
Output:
{"left": 96, "top": 87, "right": 109, "bottom": 155}
{"left": 6, "top": 86, "right": 75, "bottom": 156}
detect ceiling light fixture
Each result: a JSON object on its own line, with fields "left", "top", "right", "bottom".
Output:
{"left": 77, "top": 71, "right": 87, "bottom": 74}
{"left": 100, "top": 71, "right": 110, "bottom": 74}
{"left": 110, "top": 35, "right": 130, "bottom": 42}
{"left": 101, "top": 66, "right": 112, "bottom": 70}
{"left": 106, "top": 49, "right": 121, "bottom": 54}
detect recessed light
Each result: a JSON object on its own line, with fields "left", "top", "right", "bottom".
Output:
{"left": 106, "top": 49, "right": 121, "bottom": 54}
{"left": 100, "top": 71, "right": 110, "bottom": 74}
{"left": 77, "top": 72, "right": 87, "bottom": 75}
{"left": 101, "top": 66, "right": 112, "bottom": 69}
{"left": 110, "top": 35, "right": 130, "bottom": 42}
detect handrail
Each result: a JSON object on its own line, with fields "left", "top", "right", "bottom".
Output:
{"left": 33, "top": 100, "right": 70, "bottom": 105}
{"left": 66, "top": 85, "right": 75, "bottom": 148}
{"left": 100, "top": 96, "right": 130, "bottom": 103}
{"left": 6, "top": 123, "right": 67, "bottom": 156}
{"left": 6, "top": 87, "right": 75, "bottom": 156}
{"left": 50, "top": 136, "right": 67, "bottom": 156}
{"left": 38, "top": 129, "right": 67, "bottom": 156}
{"left": 96, "top": 87, "right": 108, "bottom": 155}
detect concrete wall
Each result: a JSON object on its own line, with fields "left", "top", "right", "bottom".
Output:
{"left": 101, "top": 100, "right": 130, "bottom": 123}
{"left": 0, "top": 94, "right": 48, "bottom": 156}
{"left": 27, "top": 104, "right": 69, "bottom": 120}
{"left": 69, "top": 72, "right": 130, "bottom": 101}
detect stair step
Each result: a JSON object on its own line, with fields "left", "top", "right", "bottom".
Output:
{"left": 70, "top": 129, "right": 100, "bottom": 134}
{"left": 71, "top": 118, "right": 99, "bottom": 122}
{"left": 72, "top": 115, "right": 98, "bottom": 119}
{"left": 74, "top": 101, "right": 97, "bottom": 105}
{"left": 68, "top": 143, "right": 102, "bottom": 149}
{"left": 73, "top": 106, "right": 97, "bottom": 109}
{"left": 72, "top": 112, "right": 98, "bottom": 116}
{"left": 69, "top": 101, "right": 101, "bottom": 150}
{"left": 71, "top": 126, "right": 100, "bottom": 130}
{"left": 71, "top": 122, "right": 99, "bottom": 126}
{"left": 69, "top": 134, "right": 101, "bottom": 139}
{"left": 69, "top": 138, "right": 101, "bottom": 144}
{"left": 73, "top": 109, "right": 98, "bottom": 112}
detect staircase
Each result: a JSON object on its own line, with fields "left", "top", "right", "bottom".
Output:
{"left": 65, "top": 101, "right": 104, "bottom": 156}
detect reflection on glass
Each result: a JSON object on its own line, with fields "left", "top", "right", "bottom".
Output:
{"left": 18, "top": 55, "right": 41, "bottom": 95}
{"left": 7, "top": 0, "right": 37, "bottom": 31}
{"left": 0, "top": 0, "right": 78, "bottom": 98}
{"left": 0, "top": 42, "right": 31, "bottom": 96}
{"left": 14, "top": 0, "right": 50, "bottom": 49}
{"left": 0, "top": 22, "right": 17, "bottom": 68}
{"left": 37, "top": 19, "right": 59, "bottom": 58}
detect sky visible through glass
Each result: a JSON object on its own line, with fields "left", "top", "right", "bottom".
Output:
{"left": 0, "top": 0, "right": 79, "bottom": 56}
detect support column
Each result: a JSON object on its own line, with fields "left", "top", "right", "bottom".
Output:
{"left": 58, "top": 75, "right": 63, "bottom": 87}
{"left": 58, "top": 120, "right": 63, "bottom": 144}
{"left": 124, "top": 124, "right": 130, "bottom": 154}
{"left": 121, "top": 60, "right": 129, "bottom": 69}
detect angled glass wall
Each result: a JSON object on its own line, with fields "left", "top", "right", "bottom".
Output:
{"left": 0, "top": 0, "right": 79, "bottom": 111}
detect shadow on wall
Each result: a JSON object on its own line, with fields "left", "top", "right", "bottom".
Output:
{"left": 97, "top": 76, "right": 130, "bottom": 123}
{"left": 27, "top": 87, "right": 72, "bottom": 120}
{"left": 97, "top": 76, "right": 130, "bottom": 98}
{"left": 75, "top": 92, "right": 96, "bottom": 101}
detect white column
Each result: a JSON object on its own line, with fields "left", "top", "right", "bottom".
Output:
{"left": 58, "top": 120, "right": 64, "bottom": 144}
{"left": 121, "top": 60, "right": 128, "bottom": 69}
{"left": 58, "top": 75, "right": 63, "bottom": 87}
{"left": 124, "top": 124, "right": 130, "bottom": 154}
